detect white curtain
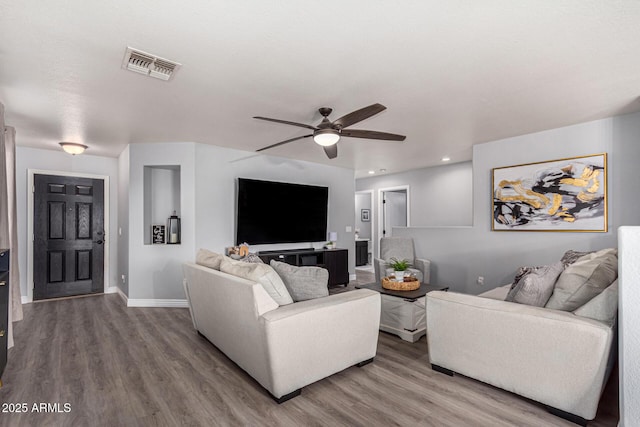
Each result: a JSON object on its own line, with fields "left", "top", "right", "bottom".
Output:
{"left": 0, "top": 102, "right": 23, "bottom": 349}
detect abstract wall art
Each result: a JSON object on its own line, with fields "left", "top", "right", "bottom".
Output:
{"left": 492, "top": 153, "right": 607, "bottom": 232}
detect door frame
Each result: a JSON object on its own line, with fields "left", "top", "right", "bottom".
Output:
{"left": 27, "top": 169, "right": 111, "bottom": 303}
{"left": 355, "top": 189, "right": 375, "bottom": 265}
{"left": 377, "top": 185, "right": 410, "bottom": 257}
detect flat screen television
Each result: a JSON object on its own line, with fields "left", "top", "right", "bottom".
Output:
{"left": 236, "top": 178, "right": 329, "bottom": 245}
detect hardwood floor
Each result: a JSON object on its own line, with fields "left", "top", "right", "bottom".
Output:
{"left": 0, "top": 281, "right": 618, "bottom": 426}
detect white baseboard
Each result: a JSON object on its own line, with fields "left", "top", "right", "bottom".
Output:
{"left": 105, "top": 286, "right": 119, "bottom": 294}
{"left": 349, "top": 273, "right": 357, "bottom": 281}
{"left": 126, "top": 298, "right": 189, "bottom": 308}
{"left": 21, "top": 296, "right": 30, "bottom": 304}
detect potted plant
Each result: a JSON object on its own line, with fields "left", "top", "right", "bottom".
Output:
{"left": 390, "top": 257, "right": 411, "bottom": 280}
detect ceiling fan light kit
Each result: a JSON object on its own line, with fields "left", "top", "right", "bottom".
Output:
{"left": 59, "top": 142, "right": 88, "bottom": 155}
{"left": 254, "top": 103, "right": 406, "bottom": 159}
{"left": 313, "top": 129, "right": 340, "bottom": 146}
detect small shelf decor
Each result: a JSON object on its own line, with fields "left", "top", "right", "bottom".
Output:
{"left": 167, "top": 211, "right": 181, "bottom": 244}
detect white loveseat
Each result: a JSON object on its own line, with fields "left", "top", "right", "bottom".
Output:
{"left": 182, "top": 262, "right": 381, "bottom": 402}
{"left": 426, "top": 250, "right": 618, "bottom": 425}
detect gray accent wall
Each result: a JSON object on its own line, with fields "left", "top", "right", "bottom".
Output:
{"left": 193, "top": 143, "right": 356, "bottom": 271}
{"left": 356, "top": 161, "right": 473, "bottom": 257}
{"left": 117, "top": 145, "right": 129, "bottom": 295}
{"left": 120, "top": 142, "right": 355, "bottom": 301}
{"left": 355, "top": 192, "right": 372, "bottom": 239}
{"left": 394, "top": 111, "right": 640, "bottom": 294}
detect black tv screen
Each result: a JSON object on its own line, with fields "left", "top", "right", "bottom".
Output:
{"left": 236, "top": 178, "right": 329, "bottom": 245}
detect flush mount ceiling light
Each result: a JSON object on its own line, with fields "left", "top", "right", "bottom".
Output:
{"left": 442, "top": 156, "right": 451, "bottom": 162}
{"left": 59, "top": 142, "right": 88, "bottom": 155}
{"left": 313, "top": 129, "right": 340, "bottom": 146}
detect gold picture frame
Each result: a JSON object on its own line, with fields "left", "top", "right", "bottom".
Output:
{"left": 492, "top": 153, "right": 607, "bottom": 232}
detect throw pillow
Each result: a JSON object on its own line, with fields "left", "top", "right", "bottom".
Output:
{"left": 220, "top": 257, "right": 293, "bottom": 306}
{"left": 505, "top": 261, "right": 564, "bottom": 307}
{"left": 241, "top": 253, "right": 264, "bottom": 264}
{"left": 196, "top": 248, "right": 224, "bottom": 270}
{"left": 573, "top": 279, "right": 618, "bottom": 325}
{"left": 560, "top": 250, "right": 594, "bottom": 267}
{"left": 270, "top": 260, "right": 329, "bottom": 302}
{"left": 545, "top": 248, "right": 618, "bottom": 312}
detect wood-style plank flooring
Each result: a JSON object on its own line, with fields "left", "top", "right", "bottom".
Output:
{"left": 0, "top": 271, "right": 618, "bottom": 426}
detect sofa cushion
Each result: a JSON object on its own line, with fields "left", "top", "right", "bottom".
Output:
{"left": 545, "top": 248, "right": 618, "bottom": 312}
{"left": 196, "top": 248, "right": 224, "bottom": 270}
{"left": 221, "top": 257, "right": 293, "bottom": 306}
{"left": 573, "top": 279, "right": 618, "bottom": 325}
{"left": 270, "top": 260, "right": 329, "bottom": 302}
{"left": 505, "top": 261, "right": 564, "bottom": 307}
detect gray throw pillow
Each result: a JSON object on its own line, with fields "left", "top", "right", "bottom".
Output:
{"left": 560, "top": 250, "right": 594, "bottom": 267}
{"left": 270, "top": 260, "right": 329, "bottom": 302}
{"left": 545, "top": 248, "right": 618, "bottom": 311}
{"left": 196, "top": 248, "right": 224, "bottom": 270}
{"left": 573, "top": 280, "right": 618, "bottom": 325}
{"left": 505, "top": 261, "right": 564, "bottom": 307}
{"left": 221, "top": 257, "right": 293, "bottom": 306}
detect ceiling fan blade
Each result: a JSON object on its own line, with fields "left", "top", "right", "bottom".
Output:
{"left": 340, "top": 129, "right": 406, "bottom": 141}
{"left": 323, "top": 144, "right": 338, "bottom": 159}
{"left": 256, "top": 134, "right": 313, "bottom": 152}
{"left": 332, "top": 103, "right": 387, "bottom": 128}
{"left": 253, "top": 116, "right": 318, "bottom": 131}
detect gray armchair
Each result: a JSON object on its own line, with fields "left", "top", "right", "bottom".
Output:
{"left": 374, "top": 237, "right": 431, "bottom": 284}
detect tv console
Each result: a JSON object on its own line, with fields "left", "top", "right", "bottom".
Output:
{"left": 258, "top": 248, "right": 348, "bottom": 287}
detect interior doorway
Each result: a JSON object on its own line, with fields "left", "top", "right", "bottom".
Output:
{"left": 378, "top": 186, "right": 410, "bottom": 256}
{"left": 355, "top": 190, "right": 374, "bottom": 269}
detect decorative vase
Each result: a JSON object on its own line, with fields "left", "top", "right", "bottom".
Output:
{"left": 394, "top": 270, "right": 405, "bottom": 280}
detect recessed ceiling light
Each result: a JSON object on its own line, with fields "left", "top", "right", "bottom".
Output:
{"left": 379, "top": 168, "right": 387, "bottom": 173}
{"left": 441, "top": 156, "right": 451, "bottom": 162}
{"left": 368, "top": 170, "right": 375, "bottom": 174}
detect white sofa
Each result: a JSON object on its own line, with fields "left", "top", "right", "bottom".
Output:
{"left": 182, "top": 262, "right": 381, "bottom": 402}
{"left": 426, "top": 283, "right": 616, "bottom": 425}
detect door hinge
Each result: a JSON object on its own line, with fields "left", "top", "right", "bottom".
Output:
{"left": 32, "top": 185, "right": 35, "bottom": 193}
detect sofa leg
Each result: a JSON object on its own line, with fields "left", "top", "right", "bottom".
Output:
{"left": 272, "top": 389, "right": 301, "bottom": 404}
{"left": 356, "top": 358, "right": 374, "bottom": 367}
{"left": 545, "top": 406, "right": 588, "bottom": 426}
{"left": 431, "top": 364, "right": 454, "bottom": 376}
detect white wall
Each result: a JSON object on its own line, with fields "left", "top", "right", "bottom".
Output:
{"left": 15, "top": 147, "right": 119, "bottom": 299}
{"left": 394, "top": 111, "right": 640, "bottom": 294}
{"left": 619, "top": 226, "right": 640, "bottom": 427}
{"left": 355, "top": 161, "right": 473, "bottom": 256}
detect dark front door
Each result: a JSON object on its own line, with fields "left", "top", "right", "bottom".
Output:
{"left": 34, "top": 174, "right": 105, "bottom": 300}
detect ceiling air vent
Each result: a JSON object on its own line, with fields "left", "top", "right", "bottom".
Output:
{"left": 122, "top": 47, "right": 181, "bottom": 81}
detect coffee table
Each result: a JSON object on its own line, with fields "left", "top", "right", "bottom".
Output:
{"left": 356, "top": 282, "right": 449, "bottom": 342}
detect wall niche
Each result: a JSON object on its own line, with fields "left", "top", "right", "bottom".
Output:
{"left": 143, "top": 165, "right": 181, "bottom": 245}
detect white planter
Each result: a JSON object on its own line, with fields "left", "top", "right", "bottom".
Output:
{"left": 394, "top": 270, "right": 406, "bottom": 280}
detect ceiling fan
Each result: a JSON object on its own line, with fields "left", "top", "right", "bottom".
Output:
{"left": 253, "top": 103, "right": 406, "bottom": 159}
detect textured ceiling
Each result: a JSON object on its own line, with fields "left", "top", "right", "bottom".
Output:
{"left": 1, "top": 1, "right": 639, "bottom": 177}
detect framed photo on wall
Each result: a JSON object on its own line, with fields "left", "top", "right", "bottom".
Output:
{"left": 361, "top": 209, "right": 370, "bottom": 222}
{"left": 492, "top": 153, "right": 607, "bottom": 232}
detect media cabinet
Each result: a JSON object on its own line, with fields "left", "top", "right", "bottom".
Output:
{"left": 258, "top": 248, "right": 349, "bottom": 287}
